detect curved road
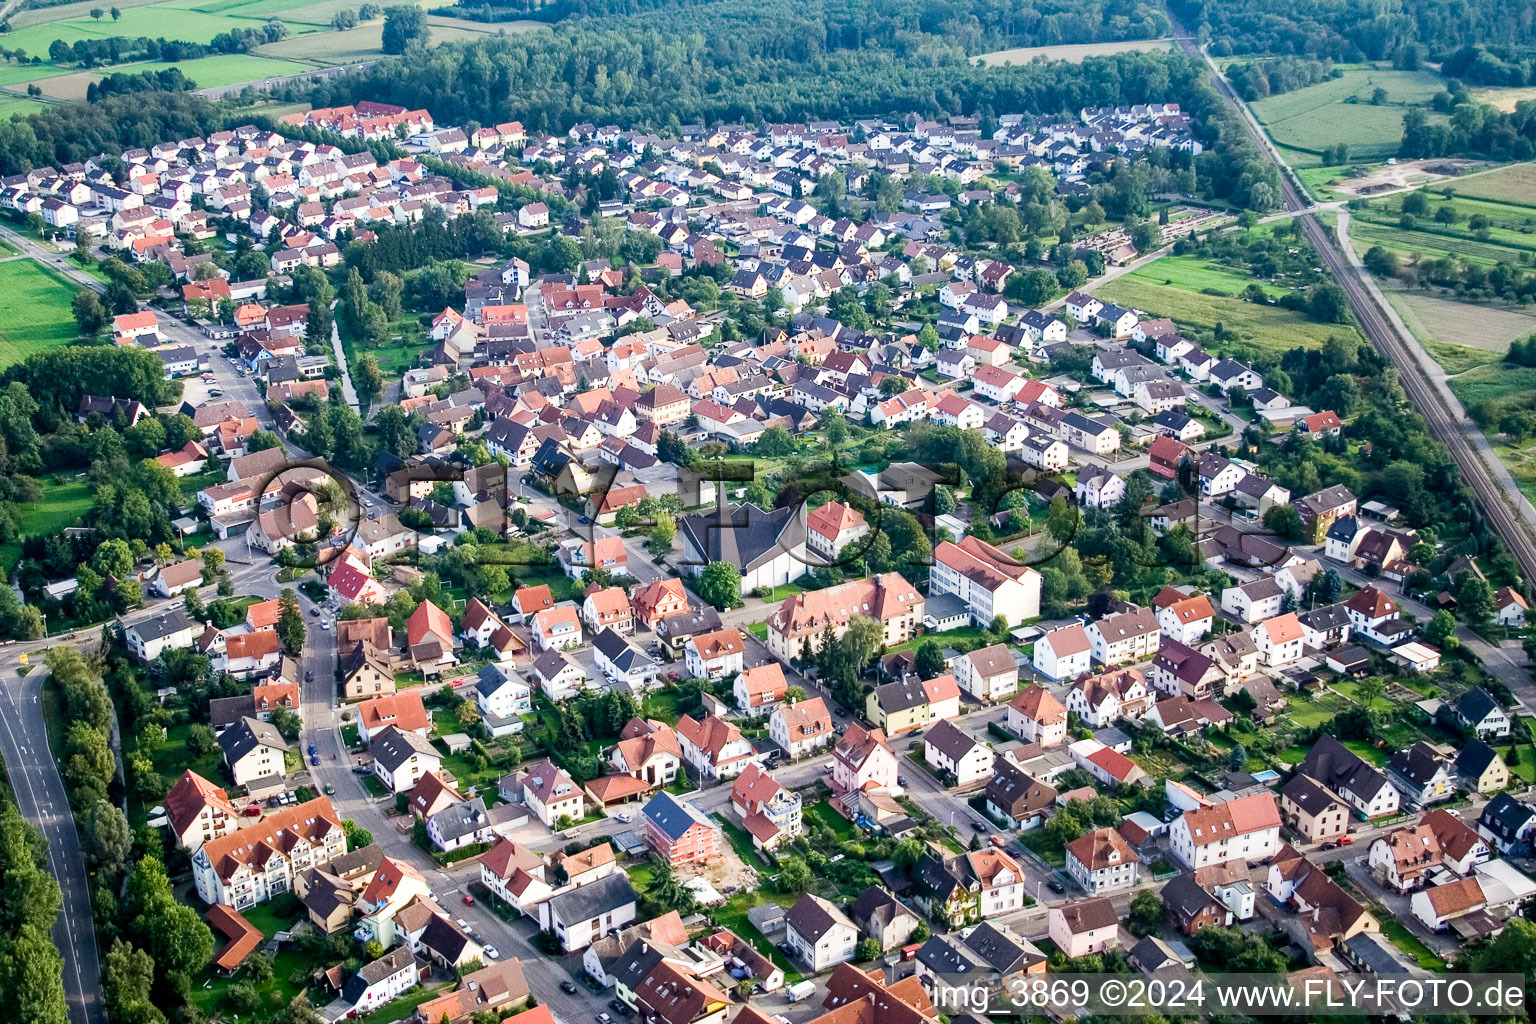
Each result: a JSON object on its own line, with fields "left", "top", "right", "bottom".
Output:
{"left": 1170, "top": 25, "right": 1536, "bottom": 593}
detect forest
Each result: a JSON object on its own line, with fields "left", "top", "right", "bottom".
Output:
{"left": 300, "top": 0, "right": 1190, "bottom": 132}
{"left": 1171, "top": 0, "right": 1535, "bottom": 63}
{"left": 438, "top": 0, "right": 1170, "bottom": 54}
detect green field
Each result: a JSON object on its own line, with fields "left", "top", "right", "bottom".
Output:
{"left": 0, "top": 95, "right": 50, "bottom": 118}
{"left": 0, "top": 0, "right": 519, "bottom": 79}
{"left": 0, "top": 478, "right": 93, "bottom": 571}
{"left": 1446, "top": 362, "right": 1536, "bottom": 409}
{"left": 1446, "top": 162, "right": 1536, "bottom": 206}
{"left": 1379, "top": 288, "right": 1535, "bottom": 372}
{"left": 1250, "top": 67, "right": 1446, "bottom": 163}
{"left": 0, "top": 259, "right": 80, "bottom": 364}
{"left": 1097, "top": 258, "right": 1366, "bottom": 355}
{"left": 1120, "top": 254, "right": 1289, "bottom": 299}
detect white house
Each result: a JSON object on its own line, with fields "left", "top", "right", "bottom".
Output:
{"left": 1169, "top": 793, "right": 1282, "bottom": 869}
{"left": 784, "top": 893, "right": 858, "bottom": 973}
{"left": 921, "top": 720, "right": 995, "bottom": 788}
{"left": 1031, "top": 623, "right": 1092, "bottom": 681}
{"left": 1006, "top": 687, "right": 1068, "bottom": 746}
{"left": 955, "top": 644, "right": 1019, "bottom": 702}
{"left": 1066, "top": 827, "right": 1141, "bottom": 895}
{"left": 474, "top": 665, "right": 531, "bottom": 737}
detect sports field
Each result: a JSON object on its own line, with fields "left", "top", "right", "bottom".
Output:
{"left": 0, "top": 259, "right": 80, "bottom": 366}
{"left": 975, "top": 38, "right": 1174, "bottom": 66}
{"left": 1250, "top": 67, "right": 1446, "bottom": 164}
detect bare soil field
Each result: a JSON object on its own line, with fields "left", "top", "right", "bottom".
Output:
{"left": 974, "top": 38, "right": 1173, "bottom": 66}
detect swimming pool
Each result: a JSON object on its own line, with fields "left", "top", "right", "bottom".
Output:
{"left": 1252, "top": 769, "right": 1281, "bottom": 783}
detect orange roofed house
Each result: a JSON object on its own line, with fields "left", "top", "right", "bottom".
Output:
{"left": 192, "top": 796, "right": 346, "bottom": 909}
{"left": 766, "top": 573, "right": 924, "bottom": 663}
{"left": 406, "top": 599, "right": 457, "bottom": 674}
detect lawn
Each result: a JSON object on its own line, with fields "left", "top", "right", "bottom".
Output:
{"left": 355, "top": 982, "right": 453, "bottom": 1024}
{"left": 1493, "top": 440, "right": 1536, "bottom": 506}
{"left": 712, "top": 890, "right": 802, "bottom": 984}
{"left": 885, "top": 625, "right": 983, "bottom": 654}
{"left": 1377, "top": 918, "right": 1446, "bottom": 971}
{"left": 803, "top": 800, "right": 854, "bottom": 840}
{"left": 0, "top": 259, "right": 81, "bottom": 365}
{"left": 1124, "top": 255, "right": 1289, "bottom": 299}
{"left": 973, "top": 38, "right": 1174, "bottom": 65}
{"left": 1249, "top": 67, "right": 1447, "bottom": 163}
{"left": 1282, "top": 697, "right": 1336, "bottom": 730}
{"left": 0, "top": 477, "right": 93, "bottom": 572}
{"left": 1096, "top": 268, "right": 1366, "bottom": 355}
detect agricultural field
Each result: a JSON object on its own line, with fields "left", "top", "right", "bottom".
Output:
{"left": 1444, "top": 162, "right": 1536, "bottom": 206}
{"left": 0, "top": 259, "right": 81, "bottom": 365}
{"left": 21, "top": 53, "right": 309, "bottom": 98}
{"left": 1347, "top": 190, "right": 1536, "bottom": 267}
{"left": 0, "top": 0, "right": 523, "bottom": 88}
{"left": 1471, "top": 85, "right": 1536, "bottom": 114}
{"left": 1096, "top": 253, "right": 1366, "bottom": 357}
{"left": 1381, "top": 287, "right": 1536, "bottom": 373}
{"left": 1446, "top": 362, "right": 1536, "bottom": 410}
{"left": 0, "top": 95, "right": 48, "bottom": 118}
{"left": 974, "top": 38, "right": 1174, "bottom": 66}
{"left": 1250, "top": 67, "right": 1446, "bottom": 164}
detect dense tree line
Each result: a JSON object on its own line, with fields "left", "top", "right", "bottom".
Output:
{"left": 0, "top": 797, "right": 68, "bottom": 1024}
{"left": 86, "top": 68, "right": 196, "bottom": 101}
{"left": 41, "top": 19, "right": 286, "bottom": 68}
{"left": 1225, "top": 55, "right": 1335, "bottom": 101}
{"left": 1171, "top": 0, "right": 1527, "bottom": 63}
{"left": 439, "top": 0, "right": 1169, "bottom": 55}
{"left": 1399, "top": 96, "right": 1536, "bottom": 161}
{"left": 0, "top": 91, "right": 215, "bottom": 176}
{"left": 1440, "top": 44, "right": 1536, "bottom": 87}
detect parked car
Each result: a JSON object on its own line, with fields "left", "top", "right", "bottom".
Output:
{"left": 1337, "top": 836, "right": 1354, "bottom": 846}
{"left": 323, "top": 783, "right": 335, "bottom": 795}
{"left": 310, "top": 755, "right": 320, "bottom": 766}
{"left": 483, "top": 945, "right": 499, "bottom": 960}
{"left": 609, "top": 1000, "right": 630, "bottom": 1016}
{"left": 560, "top": 982, "right": 579, "bottom": 996}
{"left": 1047, "top": 880, "right": 1065, "bottom": 894}
{"left": 462, "top": 894, "right": 474, "bottom": 906}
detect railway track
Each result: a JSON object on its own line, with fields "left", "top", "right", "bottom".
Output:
{"left": 1169, "top": 26, "right": 1536, "bottom": 585}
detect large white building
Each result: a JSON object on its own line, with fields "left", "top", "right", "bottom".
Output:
{"left": 930, "top": 536, "right": 1041, "bottom": 628}
{"left": 192, "top": 797, "right": 347, "bottom": 908}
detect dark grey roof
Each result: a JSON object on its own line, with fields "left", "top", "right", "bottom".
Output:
{"left": 127, "top": 608, "right": 195, "bottom": 642}
{"left": 1386, "top": 742, "right": 1446, "bottom": 787}
{"left": 850, "top": 886, "right": 911, "bottom": 932}
{"left": 1457, "top": 687, "right": 1501, "bottom": 725}
{"left": 533, "top": 648, "right": 578, "bottom": 681}
{"left": 418, "top": 912, "right": 475, "bottom": 962}
{"left": 1302, "top": 734, "right": 1390, "bottom": 802}
{"left": 643, "top": 790, "right": 715, "bottom": 843}
{"left": 372, "top": 725, "right": 438, "bottom": 773}
{"left": 209, "top": 694, "right": 254, "bottom": 732}
{"left": 961, "top": 922, "right": 1040, "bottom": 973}
{"left": 1280, "top": 773, "right": 1342, "bottom": 817}
{"left": 784, "top": 893, "right": 854, "bottom": 943}
{"left": 342, "top": 948, "right": 417, "bottom": 1002}
{"left": 429, "top": 797, "right": 489, "bottom": 844}
{"left": 924, "top": 720, "right": 981, "bottom": 761}
{"left": 1479, "top": 793, "right": 1535, "bottom": 839}
{"left": 872, "top": 677, "right": 929, "bottom": 715}
{"left": 655, "top": 605, "right": 722, "bottom": 639}
{"left": 1298, "top": 604, "right": 1349, "bottom": 632}
{"left": 544, "top": 871, "right": 637, "bottom": 925}
{"left": 1342, "top": 931, "right": 1409, "bottom": 974}
{"left": 1160, "top": 872, "right": 1217, "bottom": 921}
{"left": 1457, "top": 738, "right": 1502, "bottom": 779}
{"left": 218, "top": 716, "right": 288, "bottom": 763}
{"left": 677, "top": 502, "right": 803, "bottom": 573}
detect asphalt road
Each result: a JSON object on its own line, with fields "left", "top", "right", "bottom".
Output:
{"left": 0, "top": 663, "right": 104, "bottom": 1024}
